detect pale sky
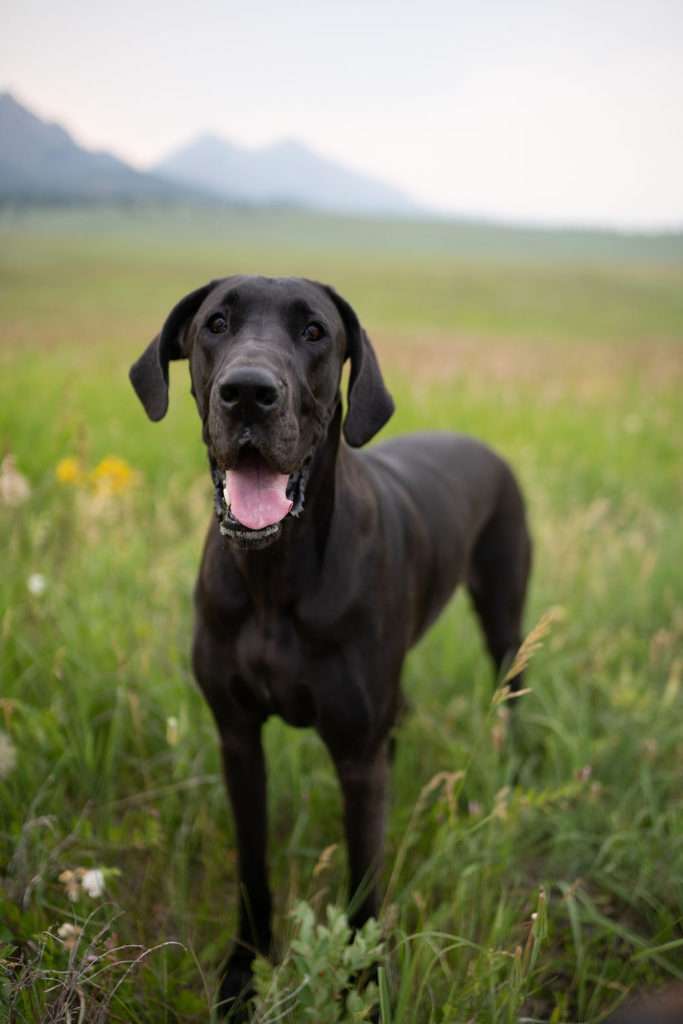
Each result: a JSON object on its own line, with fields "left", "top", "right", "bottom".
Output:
{"left": 3, "top": 0, "right": 683, "bottom": 228}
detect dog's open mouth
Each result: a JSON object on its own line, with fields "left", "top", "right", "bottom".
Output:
{"left": 211, "top": 448, "right": 310, "bottom": 547}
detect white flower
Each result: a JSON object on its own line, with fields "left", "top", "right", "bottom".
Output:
{"left": 0, "top": 731, "right": 17, "bottom": 779}
{"left": 0, "top": 454, "right": 31, "bottom": 506}
{"left": 27, "top": 573, "right": 47, "bottom": 596}
{"left": 57, "top": 922, "right": 82, "bottom": 950}
{"left": 81, "top": 868, "right": 106, "bottom": 898}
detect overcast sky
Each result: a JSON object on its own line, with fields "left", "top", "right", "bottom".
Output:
{"left": 3, "top": 0, "right": 683, "bottom": 228}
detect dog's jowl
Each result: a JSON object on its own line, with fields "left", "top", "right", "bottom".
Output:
{"left": 130, "top": 276, "right": 532, "bottom": 1011}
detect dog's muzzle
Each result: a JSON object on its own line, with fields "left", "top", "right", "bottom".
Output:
{"left": 211, "top": 452, "right": 312, "bottom": 549}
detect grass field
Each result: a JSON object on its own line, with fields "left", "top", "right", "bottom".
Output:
{"left": 1, "top": 206, "right": 682, "bottom": 1023}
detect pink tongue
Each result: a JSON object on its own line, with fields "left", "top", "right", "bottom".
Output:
{"left": 227, "top": 465, "right": 292, "bottom": 530}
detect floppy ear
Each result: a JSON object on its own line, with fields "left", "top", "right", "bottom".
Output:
{"left": 320, "top": 285, "right": 394, "bottom": 447}
{"left": 129, "top": 281, "right": 217, "bottom": 421}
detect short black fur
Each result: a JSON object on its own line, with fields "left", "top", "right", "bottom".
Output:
{"left": 129, "top": 275, "right": 532, "bottom": 1016}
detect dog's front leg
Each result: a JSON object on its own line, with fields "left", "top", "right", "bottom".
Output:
{"left": 217, "top": 721, "right": 272, "bottom": 1013}
{"left": 331, "top": 743, "right": 391, "bottom": 929}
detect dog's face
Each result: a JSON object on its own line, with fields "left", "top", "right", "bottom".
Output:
{"left": 130, "top": 276, "right": 394, "bottom": 548}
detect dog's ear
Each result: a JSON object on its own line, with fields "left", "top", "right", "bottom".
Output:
{"left": 129, "top": 281, "right": 217, "bottom": 421}
{"left": 320, "top": 285, "right": 394, "bottom": 447}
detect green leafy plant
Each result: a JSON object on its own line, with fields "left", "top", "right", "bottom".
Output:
{"left": 253, "top": 902, "right": 384, "bottom": 1023}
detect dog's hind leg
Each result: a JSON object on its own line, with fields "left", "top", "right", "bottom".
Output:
{"left": 467, "top": 467, "right": 532, "bottom": 695}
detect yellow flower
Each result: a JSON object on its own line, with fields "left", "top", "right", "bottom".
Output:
{"left": 55, "top": 457, "right": 84, "bottom": 486}
{"left": 89, "top": 456, "right": 136, "bottom": 496}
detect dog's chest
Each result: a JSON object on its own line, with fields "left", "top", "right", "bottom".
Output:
{"left": 234, "top": 611, "right": 315, "bottom": 726}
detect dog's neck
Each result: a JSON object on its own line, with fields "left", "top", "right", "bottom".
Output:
{"left": 227, "top": 400, "right": 348, "bottom": 597}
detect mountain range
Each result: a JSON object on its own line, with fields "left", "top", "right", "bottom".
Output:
{"left": 152, "top": 134, "right": 415, "bottom": 214}
{"left": 0, "top": 92, "right": 416, "bottom": 213}
{"left": 0, "top": 93, "right": 188, "bottom": 203}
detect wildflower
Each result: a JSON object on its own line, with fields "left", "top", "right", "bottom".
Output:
{"left": 58, "top": 869, "right": 81, "bottom": 902}
{"left": 59, "top": 866, "right": 113, "bottom": 901}
{"left": 27, "top": 573, "right": 47, "bottom": 596}
{"left": 0, "top": 454, "right": 31, "bottom": 506}
{"left": 57, "top": 922, "right": 82, "bottom": 950}
{"left": 89, "top": 456, "right": 136, "bottom": 496}
{"left": 81, "top": 868, "right": 105, "bottom": 898}
{"left": 0, "top": 731, "right": 17, "bottom": 779}
{"left": 55, "top": 457, "right": 84, "bottom": 485}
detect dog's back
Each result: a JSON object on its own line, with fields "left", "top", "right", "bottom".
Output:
{"left": 362, "top": 432, "right": 530, "bottom": 650}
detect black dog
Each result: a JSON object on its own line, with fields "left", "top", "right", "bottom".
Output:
{"left": 130, "top": 276, "right": 531, "bottom": 1010}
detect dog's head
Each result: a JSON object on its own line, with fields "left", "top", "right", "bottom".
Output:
{"left": 130, "top": 276, "right": 394, "bottom": 548}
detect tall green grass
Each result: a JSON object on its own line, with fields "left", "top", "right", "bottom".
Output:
{"left": 1, "top": 208, "right": 682, "bottom": 1022}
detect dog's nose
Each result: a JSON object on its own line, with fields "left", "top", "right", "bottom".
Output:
{"left": 218, "top": 368, "right": 283, "bottom": 418}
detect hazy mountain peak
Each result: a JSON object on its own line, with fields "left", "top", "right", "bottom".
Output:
{"left": 0, "top": 93, "right": 196, "bottom": 203}
{"left": 0, "top": 90, "right": 73, "bottom": 147}
{"left": 154, "top": 132, "right": 417, "bottom": 214}
{"left": 0, "top": 91, "right": 37, "bottom": 116}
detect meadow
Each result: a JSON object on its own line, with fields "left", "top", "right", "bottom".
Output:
{"left": 1, "top": 206, "right": 682, "bottom": 1023}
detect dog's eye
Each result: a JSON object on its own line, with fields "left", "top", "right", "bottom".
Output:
{"left": 207, "top": 314, "right": 228, "bottom": 334}
{"left": 303, "top": 322, "right": 324, "bottom": 342}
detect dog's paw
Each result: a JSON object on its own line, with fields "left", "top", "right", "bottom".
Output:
{"left": 216, "top": 955, "right": 254, "bottom": 1020}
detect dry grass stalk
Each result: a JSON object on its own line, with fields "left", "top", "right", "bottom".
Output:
{"left": 500, "top": 606, "right": 566, "bottom": 688}
{"left": 383, "top": 769, "right": 464, "bottom": 907}
{"left": 312, "top": 843, "right": 338, "bottom": 878}
{"left": 414, "top": 770, "right": 465, "bottom": 820}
